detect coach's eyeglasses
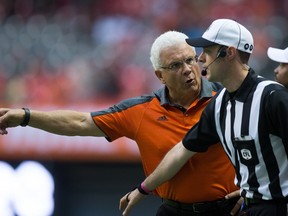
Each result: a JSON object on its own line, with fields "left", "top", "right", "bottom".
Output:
{"left": 161, "top": 56, "right": 198, "bottom": 72}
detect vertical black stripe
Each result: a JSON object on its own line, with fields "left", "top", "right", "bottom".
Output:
{"left": 220, "top": 97, "right": 232, "bottom": 157}
{"left": 230, "top": 100, "right": 242, "bottom": 186}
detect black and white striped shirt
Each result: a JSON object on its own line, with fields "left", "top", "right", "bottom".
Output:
{"left": 183, "top": 69, "right": 288, "bottom": 200}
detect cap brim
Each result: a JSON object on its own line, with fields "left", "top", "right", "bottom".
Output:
{"left": 185, "top": 38, "right": 217, "bottom": 47}
{"left": 267, "top": 47, "right": 288, "bottom": 63}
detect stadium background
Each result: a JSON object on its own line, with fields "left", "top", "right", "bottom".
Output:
{"left": 0, "top": 0, "right": 287, "bottom": 215}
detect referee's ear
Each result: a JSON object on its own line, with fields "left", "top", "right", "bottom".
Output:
{"left": 226, "top": 46, "right": 237, "bottom": 60}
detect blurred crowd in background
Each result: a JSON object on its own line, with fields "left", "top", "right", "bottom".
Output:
{"left": 0, "top": 0, "right": 287, "bottom": 107}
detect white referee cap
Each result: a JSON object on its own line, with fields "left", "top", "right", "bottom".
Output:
{"left": 186, "top": 19, "right": 254, "bottom": 54}
{"left": 267, "top": 47, "right": 288, "bottom": 63}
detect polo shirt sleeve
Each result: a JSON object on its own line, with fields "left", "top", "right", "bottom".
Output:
{"left": 90, "top": 96, "right": 151, "bottom": 141}
{"left": 182, "top": 99, "right": 220, "bottom": 152}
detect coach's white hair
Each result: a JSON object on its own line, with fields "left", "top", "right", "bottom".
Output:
{"left": 150, "top": 30, "right": 196, "bottom": 70}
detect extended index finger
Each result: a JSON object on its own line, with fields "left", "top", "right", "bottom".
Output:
{"left": 119, "top": 192, "right": 129, "bottom": 211}
{"left": 225, "top": 190, "right": 240, "bottom": 199}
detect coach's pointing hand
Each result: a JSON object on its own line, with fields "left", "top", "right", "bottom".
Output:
{"left": 0, "top": 108, "right": 25, "bottom": 135}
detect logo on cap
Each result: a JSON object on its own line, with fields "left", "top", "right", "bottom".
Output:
{"left": 244, "top": 44, "right": 253, "bottom": 52}
{"left": 244, "top": 44, "right": 249, "bottom": 50}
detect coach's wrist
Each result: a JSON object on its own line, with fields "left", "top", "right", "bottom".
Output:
{"left": 20, "top": 108, "right": 30, "bottom": 127}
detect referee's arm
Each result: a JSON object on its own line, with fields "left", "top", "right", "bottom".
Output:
{"left": 143, "top": 141, "right": 195, "bottom": 190}
{"left": 120, "top": 141, "right": 196, "bottom": 216}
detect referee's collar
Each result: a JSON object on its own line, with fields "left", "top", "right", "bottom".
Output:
{"left": 224, "top": 68, "right": 257, "bottom": 103}
{"left": 154, "top": 77, "right": 219, "bottom": 106}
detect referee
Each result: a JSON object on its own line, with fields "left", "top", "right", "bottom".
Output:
{"left": 120, "top": 19, "right": 288, "bottom": 216}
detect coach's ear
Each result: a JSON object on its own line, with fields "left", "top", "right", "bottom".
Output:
{"left": 155, "top": 70, "right": 165, "bottom": 84}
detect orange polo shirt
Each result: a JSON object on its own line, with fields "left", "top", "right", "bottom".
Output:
{"left": 91, "top": 78, "right": 238, "bottom": 203}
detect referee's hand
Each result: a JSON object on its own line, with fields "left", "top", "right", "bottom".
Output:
{"left": 225, "top": 190, "right": 243, "bottom": 215}
{"left": 119, "top": 188, "right": 146, "bottom": 216}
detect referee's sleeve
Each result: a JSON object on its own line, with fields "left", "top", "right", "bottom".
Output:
{"left": 182, "top": 102, "right": 220, "bottom": 152}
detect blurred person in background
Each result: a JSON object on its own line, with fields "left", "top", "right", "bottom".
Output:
{"left": 267, "top": 46, "right": 288, "bottom": 87}
{"left": 0, "top": 31, "right": 241, "bottom": 216}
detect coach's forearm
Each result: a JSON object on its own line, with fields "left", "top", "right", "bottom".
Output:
{"left": 143, "top": 141, "right": 195, "bottom": 191}
{"left": 28, "top": 110, "right": 99, "bottom": 136}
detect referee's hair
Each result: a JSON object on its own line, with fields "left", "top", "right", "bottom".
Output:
{"left": 239, "top": 51, "right": 250, "bottom": 64}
